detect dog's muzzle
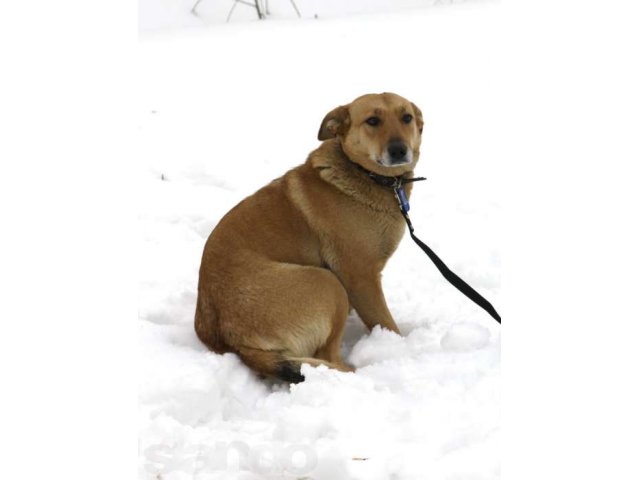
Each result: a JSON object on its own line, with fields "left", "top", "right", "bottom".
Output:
{"left": 386, "top": 141, "right": 411, "bottom": 165}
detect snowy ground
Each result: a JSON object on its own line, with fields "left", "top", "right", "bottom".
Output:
{"left": 139, "top": 0, "right": 478, "bottom": 32}
{"left": 139, "top": 2, "right": 502, "bottom": 479}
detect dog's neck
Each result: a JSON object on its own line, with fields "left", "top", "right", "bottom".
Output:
{"left": 347, "top": 159, "right": 410, "bottom": 189}
{"left": 309, "top": 141, "right": 405, "bottom": 213}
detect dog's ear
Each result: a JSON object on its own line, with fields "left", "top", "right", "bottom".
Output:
{"left": 411, "top": 102, "right": 424, "bottom": 134}
{"left": 318, "top": 105, "right": 350, "bottom": 141}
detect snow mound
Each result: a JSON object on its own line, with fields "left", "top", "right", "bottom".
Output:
{"left": 140, "top": 321, "right": 500, "bottom": 479}
{"left": 441, "top": 323, "right": 491, "bottom": 351}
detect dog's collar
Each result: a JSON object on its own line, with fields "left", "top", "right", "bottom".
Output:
{"left": 349, "top": 160, "right": 426, "bottom": 189}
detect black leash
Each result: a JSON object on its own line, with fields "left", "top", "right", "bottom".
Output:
{"left": 357, "top": 164, "right": 501, "bottom": 324}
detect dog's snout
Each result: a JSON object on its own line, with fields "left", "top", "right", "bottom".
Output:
{"left": 387, "top": 141, "right": 408, "bottom": 164}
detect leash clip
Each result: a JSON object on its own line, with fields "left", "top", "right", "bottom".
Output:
{"left": 393, "top": 184, "right": 410, "bottom": 214}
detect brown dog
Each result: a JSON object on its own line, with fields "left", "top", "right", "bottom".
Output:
{"left": 195, "top": 92, "right": 423, "bottom": 382}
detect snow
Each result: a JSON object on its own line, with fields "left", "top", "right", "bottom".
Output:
{"left": 139, "top": 0, "right": 477, "bottom": 32}
{"left": 440, "top": 323, "right": 491, "bottom": 351}
{"left": 139, "top": 2, "right": 502, "bottom": 479}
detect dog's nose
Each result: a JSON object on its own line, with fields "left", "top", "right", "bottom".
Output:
{"left": 387, "top": 141, "right": 408, "bottom": 164}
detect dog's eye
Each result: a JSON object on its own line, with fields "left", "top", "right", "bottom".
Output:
{"left": 366, "top": 116, "right": 381, "bottom": 127}
{"left": 402, "top": 114, "right": 413, "bottom": 124}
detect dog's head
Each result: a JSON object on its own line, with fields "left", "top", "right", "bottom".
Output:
{"left": 318, "top": 92, "right": 423, "bottom": 176}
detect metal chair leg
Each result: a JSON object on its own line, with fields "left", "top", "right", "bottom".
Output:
{"left": 190, "top": 0, "right": 205, "bottom": 16}
{"left": 289, "top": 0, "right": 301, "bottom": 18}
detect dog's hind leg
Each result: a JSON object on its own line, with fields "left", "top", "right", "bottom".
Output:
{"left": 215, "top": 263, "right": 354, "bottom": 382}
{"left": 313, "top": 296, "right": 352, "bottom": 372}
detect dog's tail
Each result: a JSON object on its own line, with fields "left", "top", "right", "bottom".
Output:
{"left": 234, "top": 346, "right": 353, "bottom": 384}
